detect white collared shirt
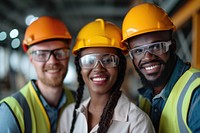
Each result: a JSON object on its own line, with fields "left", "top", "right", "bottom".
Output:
{"left": 57, "top": 93, "right": 155, "bottom": 133}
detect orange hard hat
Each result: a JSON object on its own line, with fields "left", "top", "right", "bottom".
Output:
{"left": 72, "top": 18, "right": 127, "bottom": 55}
{"left": 122, "top": 3, "right": 176, "bottom": 42}
{"left": 22, "top": 16, "right": 72, "bottom": 52}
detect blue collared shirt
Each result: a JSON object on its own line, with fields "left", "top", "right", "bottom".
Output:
{"left": 138, "top": 56, "right": 200, "bottom": 132}
{"left": 0, "top": 80, "right": 67, "bottom": 133}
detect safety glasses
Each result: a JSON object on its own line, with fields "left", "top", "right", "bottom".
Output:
{"left": 129, "top": 41, "right": 172, "bottom": 59}
{"left": 79, "top": 53, "right": 119, "bottom": 69}
{"left": 30, "top": 48, "right": 70, "bottom": 62}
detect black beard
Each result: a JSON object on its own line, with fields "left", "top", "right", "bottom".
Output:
{"left": 133, "top": 52, "right": 176, "bottom": 88}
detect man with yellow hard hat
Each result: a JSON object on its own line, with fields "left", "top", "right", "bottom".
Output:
{"left": 0, "top": 16, "right": 75, "bottom": 133}
{"left": 122, "top": 3, "right": 200, "bottom": 133}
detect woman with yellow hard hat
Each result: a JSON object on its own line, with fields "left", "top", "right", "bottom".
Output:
{"left": 57, "top": 18, "right": 155, "bottom": 133}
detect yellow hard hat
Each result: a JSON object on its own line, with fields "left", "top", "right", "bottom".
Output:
{"left": 122, "top": 3, "right": 176, "bottom": 42}
{"left": 22, "top": 16, "right": 72, "bottom": 52}
{"left": 72, "top": 18, "right": 127, "bottom": 55}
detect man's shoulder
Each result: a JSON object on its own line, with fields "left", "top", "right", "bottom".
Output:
{"left": 0, "top": 102, "right": 13, "bottom": 115}
{"left": 0, "top": 102, "right": 21, "bottom": 132}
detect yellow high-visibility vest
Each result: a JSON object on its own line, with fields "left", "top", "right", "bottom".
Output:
{"left": 0, "top": 81, "right": 75, "bottom": 133}
{"left": 139, "top": 67, "right": 200, "bottom": 133}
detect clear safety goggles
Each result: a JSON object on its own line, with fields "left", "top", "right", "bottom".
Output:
{"left": 129, "top": 41, "right": 172, "bottom": 59}
{"left": 79, "top": 53, "right": 119, "bottom": 69}
{"left": 30, "top": 48, "right": 70, "bottom": 62}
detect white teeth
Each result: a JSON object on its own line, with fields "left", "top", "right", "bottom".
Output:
{"left": 145, "top": 65, "right": 158, "bottom": 70}
{"left": 47, "top": 69, "right": 59, "bottom": 72}
{"left": 93, "top": 78, "right": 106, "bottom": 81}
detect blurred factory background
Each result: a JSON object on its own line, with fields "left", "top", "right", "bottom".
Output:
{"left": 0, "top": 0, "right": 200, "bottom": 100}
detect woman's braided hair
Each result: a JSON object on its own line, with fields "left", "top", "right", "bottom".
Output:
{"left": 70, "top": 50, "right": 84, "bottom": 133}
{"left": 70, "top": 49, "right": 126, "bottom": 133}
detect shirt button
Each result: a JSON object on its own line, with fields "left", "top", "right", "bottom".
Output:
{"left": 154, "top": 108, "right": 158, "bottom": 112}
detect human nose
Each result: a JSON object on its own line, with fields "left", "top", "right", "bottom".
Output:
{"left": 93, "top": 60, "right": 105, "bottom": 69}
{"left": 143, "top": 46, "right": 152, "bottom": 55}
{"left": 141, "top": 50, "right": 154, "bottom": 61}
{"left": 47, "top": 52, "right": 58, "bottom": 62}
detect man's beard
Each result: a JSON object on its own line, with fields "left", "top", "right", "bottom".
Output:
{"left": 133, "top": 53, "right": 176, "bottom": 88}
{"left": 39, "top": 64, "right": 67, "bottom": 87}
{"left": 40, "top": 75, "right": 65, "bottom": 87}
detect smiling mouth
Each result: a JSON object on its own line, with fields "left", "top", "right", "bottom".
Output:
{"left": 92, "top": 77, "right": 107, "bottom": 81}
{"left": 45, "top": 68, "right": 61, "bottom": 73}
{"left": 91, "top": 76, "right": 109, "bottom": 85}
{"left": 145, "top": 65, "right": 159, "bottom": 71}
{"left": 141, "top": 63, "right": 162, "bottom": 75}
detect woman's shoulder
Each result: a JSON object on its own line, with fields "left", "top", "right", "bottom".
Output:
{"left": 119, "top": 93, "right": 150, "bottom": 120}
{"left": 63, "top": 97, "right": 91, "bottom": 114}
{"left": 114, "top": 93, "right": 155, "bottom": 132}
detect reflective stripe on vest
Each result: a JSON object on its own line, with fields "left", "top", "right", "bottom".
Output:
{"left": 1, "top": 82, "right": 50, "bottom": 133}
{"left": 159, "top": 67, "right": 200, "bottom": 133}
{"left": 0, "top": 96, "right": 25, "bottom": 133}
{"left": 1, "top": 81, "right": 75, "bottom": 133}
{"left": 12, "top": 92, "right": 32, "bottom": 133}
{"left": 177, "top": 71, "right": 200, "bottom": 133}
{"left": 138, "top": 95, "right": 151, "bottom": 115}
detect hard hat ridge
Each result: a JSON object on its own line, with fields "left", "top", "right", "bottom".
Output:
{"left": 72, "top": 18, "right": 127, "bottom": 55}
{"left": 122, "top": 3, "right": 176, "bottom": 42}
{"left": 22, "top": 16, "right": 72, "bottom": 52}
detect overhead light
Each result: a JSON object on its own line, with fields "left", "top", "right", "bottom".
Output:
{"left": 11, "top": 38, "right": 20, "bottom": 49}
{"left": 0, "top": 31, "right": 7, "bottom": 41}
{"left": 10, "top": 51, "right": 20, "bottom": 72}
{"left": 0, "top": 47, "right": 9, "bottom": 79}
{"left": 10, "top": 29, "right": 19, "bottom": 38}
{"left": 64, "top": 63, "right": 77, "bottom": 84}
{"left": 25, "top": 15, "right": 38, "bottom": 26}
{"left": 20, "top": 54, "right": 37, "bottom": 79}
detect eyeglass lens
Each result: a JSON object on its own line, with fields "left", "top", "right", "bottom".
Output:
{"left": 129, "top": 41, "right": 171, "bottom": 59}
{"left": 31, "top": 48, "right": 70, "bottom": 62}
{"left": 79, "top": 53, "right": 119, "bottom": 69}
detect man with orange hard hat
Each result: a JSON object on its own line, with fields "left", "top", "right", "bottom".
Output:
{"left": 0, "top": 16, "right": 75, "bottom": 133}
{"left": 122, "top": 3, "right": 200, "bottom": 133}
